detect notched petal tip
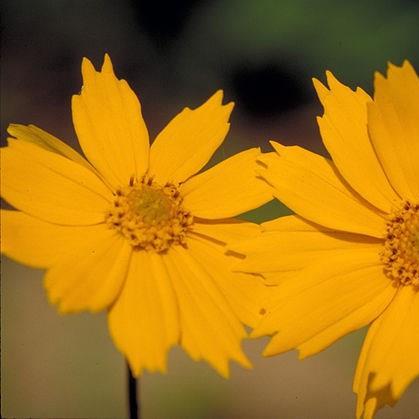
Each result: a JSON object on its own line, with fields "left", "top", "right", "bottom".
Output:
{"left": 204, "top": 89, "right": 234, "bottom": 115}
{"left": 102, "top": 53, "right": 114, "bottom": 73}
{"left": 269, "top": 140, "right": 287, "bottom": 155}
{"left": 401, "top": 59, "right": 417, "bottom": 75}
{"left": 224, "top": 100, "right": 235, "bottom": 114}
{"left": 325, "top": 69, "right": 338, "bottom": 84}
{"left": 325, "top": 70, "right": 351, "bottom": 94}
{"left": 373, "top": 70, "right": 386, "bottom": 85}
{"left": 386, "top": 59, "right": 418, "bottom": 79}
{"left": 261, "top": 341, "right": 278, "bottom": 357}
{"left": 241, "top": 355, "right": 253, "bottom": 371}
{"left": 312, "top": 77, "right": 329, "bottom": 103}
{"left": 81, "top": 57, "right": 96, "bottom": 80}
{"left": 209, "top": 89, "right": 224, "bottom": 104}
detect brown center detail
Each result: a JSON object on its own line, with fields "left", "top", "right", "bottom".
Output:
{"left": 381, "top": 201, "right": 419, "bottom": 287}
{"left": 106, "top": 175, "right": 193, "bottom": 252}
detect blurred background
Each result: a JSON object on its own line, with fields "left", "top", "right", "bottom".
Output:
{"left": 1, "top": 0, "right": 419, "bottom": 418}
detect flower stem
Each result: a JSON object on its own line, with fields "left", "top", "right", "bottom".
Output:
{"left": 127, "top": 362, "right": 140, "bottom": 419}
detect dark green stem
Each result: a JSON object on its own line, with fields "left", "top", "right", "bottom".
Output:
{"left": 127, "top": 362, "right": 140, "bottom": 419}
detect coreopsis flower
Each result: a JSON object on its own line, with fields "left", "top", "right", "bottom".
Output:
{"left": 1, "top": 55, "right": 272, "bottom": 377}
{"left": 233, "top": 61, "right": 419, "bottom": 417}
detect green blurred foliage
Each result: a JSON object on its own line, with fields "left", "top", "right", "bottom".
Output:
{"left": 178, "top": 0, "right": 419, "bottom": 91}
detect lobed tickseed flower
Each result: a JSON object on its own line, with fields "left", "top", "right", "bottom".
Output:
{"left": 233, "top": 61, "right": 419, "bottom": 418}
{"left": 0, "top": 54, "right": 273, "bottom": 377}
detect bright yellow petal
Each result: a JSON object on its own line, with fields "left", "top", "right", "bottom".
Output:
{"left": 7, "top": 124, "right": 95, "bottom": 173}
{"left": 253, "top": 248, "right": 395, "bottom": 359}
{"left": 233, "top": 215, "right": 380, "bottom": 275}
{"left": 259, "top": 144, "right": 385, "bottom": 238}
{"left": 1, "top": 140, "right": 112, "bottom": 225}
{"left": 353, "top": 318, "right": 394, "bottom": 419}
{"left": 181, "top": 148, "right": 272, "bottom": 219}
{"left": 72, "top": 55, "right": 149, "bottom": 188}
{"left": 149, "top": 90, "right": 233, "bottom": 185}
{"left": 368, "top": 61, "right": 419, "bottom": 201}
{"left": 187, "top": 235, "right": 268, "bottom": 328}
{"left": 108, "top": 251, "right": 179, "bottom": 376}
{"left": 44, "top": 226, "right": 131, "bottom": 313}
{"left": 164, "top": 245, "right": 251, "bottom": 377}
{"left": 314, "top": 73, "right": 400, "bottom": 212}
{"left": 1, "top": 210, "right": 112, "bottom": 268}
{"left": 261, "top": 214, "right": 322, "bottom": 232}
{"left": 354, "top": 286, "right": 419, "bottom": 419}
{"left": 297, "top": 284, "right": 395, "bottom": 359}
{"left": 191, "top": 218, "right": 261, "bottom": 245}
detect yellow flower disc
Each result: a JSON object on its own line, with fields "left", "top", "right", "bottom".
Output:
{"left": 381, "top": 202, "right": 419, "bottom": 287}
{"left": 106, "top": 176, "right": 193, "bottom": 252}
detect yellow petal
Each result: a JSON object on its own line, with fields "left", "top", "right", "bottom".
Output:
{"left": 187, "top": 235, "right": 269, "bottom": 328}
{"left": 181, "top": 148, "right": 272, "bottom": 219}
{"left": 353, "top": 318, "right": 393, "bottom": 419}
{"left": 164, "top": 245, "right": 251, "bottom": 377}
{"left": 72, "top": 55, "right": 149, "bottom": 188}
{"left": 368, "top": 61, "right": 419, "bottom": 201}
{"left": 7, "top": 124, "right": 95, "bottom": 173}
{"left": 149, "top": 90, "right": 233, "bottom": 185}
{"left": 259, "top": 143, "right": 385, "bottom": 238}
{"left": 297, "top": 284, "right": 395, "bottom": 359}
{"left": 44, "top": 226, "right": 130, "bottom": 313}
{"left": 261, "top": 214, "right": 321, "bottom": 232}
{"left": 1, "top": 140, "right": 112, "bottom": 225}
{"left": 314, "top": 73, "right": 400, "bottom": 212}
{"left": 1, "top": 210, "right": 112, "bottom": 268}
{"left": 253, "top": 247, "right": 394, "bottom": 359}
{"left": 234, "top": 216, "right": 380, "bottom": 275}
{"left": 191, "top": 218, "right": 260, "bottom": 245}
{"left": 108, "top": 251, "right": 179, "bottom": 376}
{"left": 354, "top": 286, "right": 419, "bottom": 419}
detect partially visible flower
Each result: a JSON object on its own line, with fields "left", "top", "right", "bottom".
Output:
{"left": 233, "top": 61, "right": 419, "bottom": 417}
{"left": 1, "top": 55, "right": 272, "bottom": 377}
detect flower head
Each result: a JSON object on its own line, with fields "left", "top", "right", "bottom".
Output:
{"left": 1, "top": 54, "right": 272, "bottom": 377}
{"left": 234, "top": 61, "right": 419, "bottom": 417}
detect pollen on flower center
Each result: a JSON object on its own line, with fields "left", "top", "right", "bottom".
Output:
{"left": 381, "top": 201, "right": 419, "bottom": 287}
{"left": 105, "top": 176, "right": 193, "bottom": 252}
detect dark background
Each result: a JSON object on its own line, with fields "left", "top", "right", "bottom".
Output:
{"left": 1, "top": 0, "right": 419, "bottom": 417}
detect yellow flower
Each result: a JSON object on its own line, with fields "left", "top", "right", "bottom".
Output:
{"left": 1, "top": 55, "right": 272, "bottom": 377}
{"left": 234, "top": 61, "right": 419, "bottom": 417}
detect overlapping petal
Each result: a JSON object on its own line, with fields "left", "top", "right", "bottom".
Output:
{"left": 7, "top": 124, "right": 96, "bottom": 173}
{"left": 258, "top": 144, "right": 385, "bottom": 237}
{"left": 187, "top": 234, "right": 268, "bottom": 328}
{"left": 44, "top": 226, "right": 131, "bottom": 313}
{"left": 368, "top": 61, "right": 419, "bottom": 201}
{"left": 181, "top": 148, "right": 272, "bottom": 219}
{"left": 108, "top": 251, "right": 179, "bottom": 375}
{"left": 72, "top": 55, "right": 149, "bottom": 188}
{"left": 252, "top": 248, "right": 395, "bottom": 359}
{"left": 233, "top": 215, "right": 380, "bottom": 276}
{"left": 149, "top": 91, "right": 233, "bottom": 185}
{"left": 1, "top": 140, "right": 112, "bottom": 225}
{"left": 191, "top": 218, "right": 261, "bottom": 245}
{"left": 354, "top": 287, "right": 419, "bottom": 419}
{"left": 1, "top": 210, "right": 111, "bottom": 268}
{"left": 314, "top": 73, "right": 400, "bottom": 212}
{"left": 164, "top": 245, "right": 251, "bottom": 377}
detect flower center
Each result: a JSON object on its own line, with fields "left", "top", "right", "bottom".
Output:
{"left": 381, "top": 201, "right": 419, "bottom": 287}
{"left": 106, "top": 176, "right": 193, "bottom": 252}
